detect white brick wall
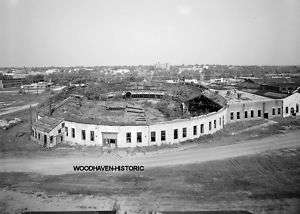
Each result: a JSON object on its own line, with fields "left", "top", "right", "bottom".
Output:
{"left": 63, "top": 107, "right": 227, "bottom": 148}
{"left": 282, "top": 93, "right": 300, "bottom": 117}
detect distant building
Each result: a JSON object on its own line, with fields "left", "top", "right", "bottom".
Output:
{"left": 236, "top": 79, "right": 260, "bottom": 89}
{"left": 184, "top": 79, "right": 199, "bottom": 84}
{"left": 165, "top": 79, "right": 179, "bottom": 84}
{"left": 200, "top": 67, "right": 212, "bottom": 81}
{"left": 45, "top": 68, "right": 60, "bottom": 74}
{"left": 260, "top": 82, "right": 299, "bottom": 94}
{"left": 0, "top": 78, "right": 27, "bottom": 88}
{"left": 111, "top": 69, "right": 131, "bottom": 75}
{"left": 155, "top": 62, "right": 170, "bottom": 70}
{"left": 21, "top": 82, "right": 53, "bottom": 90}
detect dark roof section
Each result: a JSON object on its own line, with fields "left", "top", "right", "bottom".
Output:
{"left": 236, "top": 79, "right": 260, "bottom": 89}
{"left": 33, "top": 116, "right": 63, "bottom": 133}
{"left": 202, "top": 90, "right": 227, "bottom": 107}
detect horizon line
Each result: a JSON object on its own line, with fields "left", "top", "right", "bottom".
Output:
{"left": 1, "top": 64, "right": 300, "bottom": 68}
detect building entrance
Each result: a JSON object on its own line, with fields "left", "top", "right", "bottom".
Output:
{"left": 291, "top": 107, "right": 295, "bottom": 116}
{"left": 102, "top": 132, "right": 118, "bottom": 148}
{"left": 43, "top": 134, "right": 47, "bottom": 147}
{"left": 264, "top": 113, "right": 269, "bottom": 119}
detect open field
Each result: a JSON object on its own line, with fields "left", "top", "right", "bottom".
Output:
{"left": 0, "top": 108, "right": 41, "bottom": 155}
{"left": 0, "top": 148, "right": 299, "bottom": 213}
{"left": 0, "top": 91, "right": 48, "bottom": 109}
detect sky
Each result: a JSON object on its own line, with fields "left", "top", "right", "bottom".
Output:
{"left": 0, "top": 0, "right": 299, "bottom": 67}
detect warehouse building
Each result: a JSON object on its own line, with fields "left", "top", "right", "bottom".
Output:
{"left": 31, "top": 116, "right": 64, "bottom": 148}
{"left": 31, "top": 86, "right": 300, "bottom": 148}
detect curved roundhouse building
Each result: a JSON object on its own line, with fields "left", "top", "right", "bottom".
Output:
{"left": 31, "top": 82, "right": 300, "bottom": 148}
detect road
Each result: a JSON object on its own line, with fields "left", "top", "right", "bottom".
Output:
{"left": 0, "top": 103, "right": 39, "bottom": 116}
{"left": 0, "top": 130, "right": 299, "bottom": 175}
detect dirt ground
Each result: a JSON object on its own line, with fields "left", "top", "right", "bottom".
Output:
{"left": 0, "top": 129, "right": 300, "bottom": 175}
{"left": 0, "top": 148, "right": 299, "bottom": 213}
{"left": 0, "top": 91, "right": 48, "bottom": 109}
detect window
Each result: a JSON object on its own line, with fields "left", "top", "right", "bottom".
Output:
{"left": 174, "top": 129, "right": 178, "bottom": 139}
{"left": 58, "top": 129, "right": 61, "bottom": 134}
{"left": 137, "top": 132, "right": 142, "bottom": 143}
{"left": 251, "top": 110, "right": 254, "bottom": 118}
{"left": 258, "top": 110, "right": 261, "bottom": 117}
{"left": 209, "top": 122, "right": 212, "bottom": 131}
{"left": 286, "top": 107, "right": 288, "bottom": 114}
{"left": 182, "top": 127, "right": 187, "bottom": 138}
{"left": 34, "top": 130, "right": 37, "bottom": 138}
{"left": 244, "top": 111, "right": 248, "bottom": 118}
{"left": 71, "top": 128, "right": 75, "bottom": 138}
{"left": 90, "top": 131, "right": 94, "bottom": 141}
{"left": 237, "top": 112, "right": 240, "bottom": 119}
{"left": 219, "top": 117, "right": 221, "bottom": 126}
{"left": 296, "top": 104, "right": 299, "bottom": 113}
{"left": 50, "top": 136, "right": 53, "bottom": 144}
{"left": 200, "top": 124, "right": 204, "bottom": 133}
{"left": 278, "top": 108, "right": 281, "bottom": 115}
{"left": 214, "top": 120, "right": 216, "bottom": 128}
{"left": 230, "top": 112, "right": 234, "bottom": 120}
{"left": 82, "top": 130, "right": 86, "bottom": 140}
{"left": 151, "top": 131, "right": 156, "bottom": 142}
{"left": 161, "top": 130, "right": 166, "bottom": 141}
{"left": 38, "top": 133, "right": 41, "bottom": 140}
{"left": 65, "top": 127, "right": 68, "bottom": 136}
{"left": 126, "top": 132, "right": 131, "bottom": 143}
{"left": 272, "top": 108, "right": 275, "bottom": 115}
{"left": 62, "top": 123, "right": 65, "bottom": 128}
{"left": 222, "top": 116, "right": 224, "bottom": 126}
{"left": 193, "top": 126, "right": 197, "bottom": 136}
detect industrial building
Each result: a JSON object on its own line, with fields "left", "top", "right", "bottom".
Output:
{"left": 31, "top": 83, "right": 300, "bottom": 148}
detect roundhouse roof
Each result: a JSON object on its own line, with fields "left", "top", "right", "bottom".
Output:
{"left": 33, "top": 116, "right": 63, "bottom": 133}
{"left": 37, "top": 82, "right": 225, "bottom": 126}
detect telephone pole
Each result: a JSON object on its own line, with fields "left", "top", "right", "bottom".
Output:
{"left": 29, "top": 104, "right": 32, "bottom": 139}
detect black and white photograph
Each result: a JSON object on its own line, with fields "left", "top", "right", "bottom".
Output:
{"left": 0, "top": 0, "right": 300, "bottom": 213}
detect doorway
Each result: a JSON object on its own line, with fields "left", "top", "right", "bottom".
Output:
{"left": 43, "top": 134, "right": 47, "bottom": 147}
{"left": 103, "top": 138, "right": 117, "bottom": 148}
{"left": 264, "top": 113, "right": 269, "bottom": 119}
{"left": 56, "top": 135, "right": 63, "bottom": 144}
{"left": 102, "top": 132, "right": 118, "bottom": 148}
{"left": 291, "top": 107, "right": 295, "bottom": 116}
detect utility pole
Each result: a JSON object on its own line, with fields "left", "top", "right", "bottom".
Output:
{"left": 49, "top": 96, "right": 52, "bottom": 116}
{"left": 29, "top": 104, "right": 32, "bottom": 139}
